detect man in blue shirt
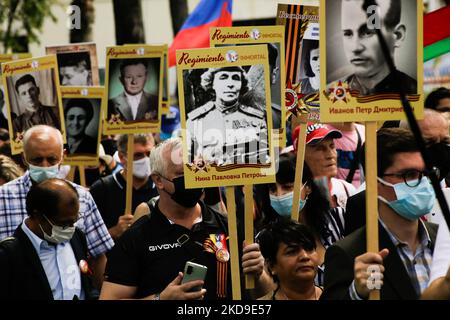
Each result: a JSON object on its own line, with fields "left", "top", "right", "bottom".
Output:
{"left": 0, "top": 178, "right": 98, "bottom": 299}
{"left": 0, "top": 125, "right": 114, "bottom": 289}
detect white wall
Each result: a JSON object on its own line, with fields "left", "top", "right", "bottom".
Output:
{"left": 30, "top": 0, "right": 319, "bottom": 68}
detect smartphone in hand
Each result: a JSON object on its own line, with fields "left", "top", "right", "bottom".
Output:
{"left": 181, "top": 261, "right": 208, "bottom": 292}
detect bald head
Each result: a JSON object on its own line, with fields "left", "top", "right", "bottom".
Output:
{"left": 26, "top": 178, "right": 79, "bottom": 220}
{"left": 400, "top": 109, "right": 450, "bottom": 145}
{"left": 23, "top": 125, "right": 64, "bottom": 167}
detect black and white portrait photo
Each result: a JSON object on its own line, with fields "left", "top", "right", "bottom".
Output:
{"left": 298, "top": 39, "right": 320, "bottom": 95}
{"left": 57, "top": 51, "right": 93, "bottom": 86}
{"left": 184, "top": 65, "right": 270, "bottom": 166}
{"left": 5, "top": 70, "right": 62, "bottom": 137}
{"left": 107, "top": 58, "right": 160, "bottom": 123}
{"left": 63, "top": 97, "right": 100, "bottom": 156}
{"left": 326, "top": 0, "right": 418, "bottom": 96}
{"left": 46, "top": 42, "right": 100, "bottom": 86}
{"left": 0, "top": 85, "right": 8, "bottom": 130}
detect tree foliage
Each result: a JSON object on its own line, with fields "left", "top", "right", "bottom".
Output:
{"left": 0, "top": 0, "right": 60, "bottom": 53}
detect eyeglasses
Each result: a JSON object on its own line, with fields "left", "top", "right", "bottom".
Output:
{"left": 382, "top": 169, "right": 437, "bottom": 187}
{"left": 44, "top": 214, "right": 81, "bottom": 229}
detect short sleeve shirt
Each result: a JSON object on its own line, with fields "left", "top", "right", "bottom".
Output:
{"left": 0, "top": 172, "right": 114, "bottom": 257}
{"left": 104, "top": 201, "right": 236, "bottom": 300}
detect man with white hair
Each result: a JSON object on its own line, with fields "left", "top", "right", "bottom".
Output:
{"left": 100, "top": 137, "right": 272, "bottom": 300}
{"left": 0, "top": 125, "right": 114, "bottom": 288}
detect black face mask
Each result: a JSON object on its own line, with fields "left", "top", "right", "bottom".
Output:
{"left": 163, "top": 176, "right": 204, "bottom": 208}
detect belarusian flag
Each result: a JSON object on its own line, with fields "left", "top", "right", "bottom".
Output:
{"left": 424, "top": 5, "right": 450, "bottom": 61}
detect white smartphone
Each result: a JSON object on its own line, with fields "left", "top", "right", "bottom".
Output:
{"left": 181, "top": 261, "right": 208, "bottom": 292}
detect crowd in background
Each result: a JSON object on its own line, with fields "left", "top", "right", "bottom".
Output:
{"left": 0, "top": 86, "right": 450, "bottom": 300}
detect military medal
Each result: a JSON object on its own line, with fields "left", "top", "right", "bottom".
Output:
{"left": 216, "top": 248, "right": 230, "bottom": 263}
{"left": 79, "top": 259, "right": 93, "bottom": 275}
{"left": 203, "top": 233, "right": 229, "bottom": 298}
{"left": 79, "top": 259, "right": 89, "bottom": 274}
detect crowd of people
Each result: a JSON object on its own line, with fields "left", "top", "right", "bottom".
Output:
{"left": 0, "top": 83, "right": 450, "bottom": 300}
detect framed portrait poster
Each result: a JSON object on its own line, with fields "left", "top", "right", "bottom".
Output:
{"left": 277, "top": 4, "right": 320, "bottom": 122}
{"left": 46, "top": 42, "right": 100, "bottom": 86}
{"left": 319, "top": 0, "right": 423, "bottom": 122}
{"left": 61, "top": 86, "right": 103, "bottom": 166}
{"left": 1, "top": 55, "right": 65, "bottom": 154}
{"left": 177, "top": 45, "right": 276, "bottom": 188}
{"left": 103, "top": 45, "right": 164, "bottom": 134}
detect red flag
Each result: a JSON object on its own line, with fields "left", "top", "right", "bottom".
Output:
{"left": 168, "top": 0, "right": 233, "bottom": 67}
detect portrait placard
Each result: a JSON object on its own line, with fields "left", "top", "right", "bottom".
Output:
{"left": 125, "top": 44, "right": 170, "bottom": 114}
{"left": 61, "top": 86, "right": 103, "bottom": 166}
{"left": 103, "top": 45, "right": 164, "bottom": 134}
{"left": 277, "top": 4, "right": 320, "bottom": 122}
{"left": 210, "top": 25, "right": 287, "bottom": 147}
{"left": 162, "top": 48, "right": 170, "bottom": 115}
{"left": 46, "top": 42, "right": 100, "bottom": 86}
{"left": 319, "top": 0, "right": 424, "bottom": 122}
{"left": 1, "top": 55, "right": 65, "bottom": 154}
{"left": 177, "top": 45, "right": 276, "bottom": 188}
{"left": 0, "top": 53, "right": 32, "bottom": 76}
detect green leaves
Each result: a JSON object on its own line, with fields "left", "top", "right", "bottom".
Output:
{"left": 0, "top": 0, "right": 61, "bottom": 53}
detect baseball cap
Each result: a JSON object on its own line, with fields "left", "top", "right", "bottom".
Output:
{"left": 161, "top": 106, "right": 181, "bottom": 139}
{"left": 292, "top": 123, "right": 342, "bottom": 151}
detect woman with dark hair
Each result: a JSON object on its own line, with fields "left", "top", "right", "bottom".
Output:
{"left": 64, "top": 98, "right": 97, "bottom": 155}
{"left": 257, "top": 218, "right": 322, "bottom": 300}
{"left": 298, "top": 40, "right": 320, "bottom": 95}
{"left": 254, "top": 152, "right": 347, "bottom": 286}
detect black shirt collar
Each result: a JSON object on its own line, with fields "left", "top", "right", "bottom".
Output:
{"left": 152, "top": 200, "right": 218, "bottom": 231}
{"left": 113, "top": 171, "right": 154, "bottom": 191}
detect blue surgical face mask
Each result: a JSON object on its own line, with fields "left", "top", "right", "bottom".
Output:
{"left": 377, "top": 177, "right": 435, "bottom": 221}
{"left": 28, "top": 163, "right": 60, "bottom": 183}
{"left": 270, "top": 191, "right": 307, "bottom": 217}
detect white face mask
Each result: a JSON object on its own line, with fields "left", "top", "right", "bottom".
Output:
{"left": 39, "top": 214, "right": 75, "bottom": 244}
{"left": 132, "top": 157, "right": 151, "bottom": 179}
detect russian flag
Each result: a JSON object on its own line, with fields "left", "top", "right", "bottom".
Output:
{"left": 169, "top": 0, "right": 233, "bottom": 67}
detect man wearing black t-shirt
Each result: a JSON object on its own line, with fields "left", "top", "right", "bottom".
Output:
{"left": 99, "top": 138, "right": 272, "bottom": 300}
{"left": 90, "top": 134, "right": 157, "bottom": 240}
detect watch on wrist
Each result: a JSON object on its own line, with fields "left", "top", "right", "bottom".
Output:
{"left": 153, "top": 292, "right": 160, "bottom": 300}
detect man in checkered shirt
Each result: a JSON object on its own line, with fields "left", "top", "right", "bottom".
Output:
{"left": 0, "top": 125, "right": 114, "bottom": 288}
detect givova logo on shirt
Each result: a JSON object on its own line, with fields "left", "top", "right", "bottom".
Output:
{"left": 148, "top": 242, "right": 181, "bottom": 252}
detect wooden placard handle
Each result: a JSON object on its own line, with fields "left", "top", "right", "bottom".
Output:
{"left": 66, "top": 166, "right": 75, "bottom": 182}
{"left": 291, "top": 122, "right": 307, "bottom": 221}
{"left": 78, "top": 165, "right": 86, "bottom": 187}
{"left": 124, "top": 135, "right": 134, "bottom": 216}
{"left": 365, "top": 122, "right": 380, "bottom": 300}
{"left": 226, "top": 186, "right": 241, "bottom": 300}
{"left": 244, "top": 184, "right": 255, "bottom": 289}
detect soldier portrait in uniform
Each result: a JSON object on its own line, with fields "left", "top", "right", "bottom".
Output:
{"left": 107, "top": 58, "right": 159, "bottom": 123}
{"left": 185, "top": 66, "right": 269, "bottom": 166}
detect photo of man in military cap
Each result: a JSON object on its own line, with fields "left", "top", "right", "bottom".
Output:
{"left": 186, "top": 66, "right": 269, "bottom": 166}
